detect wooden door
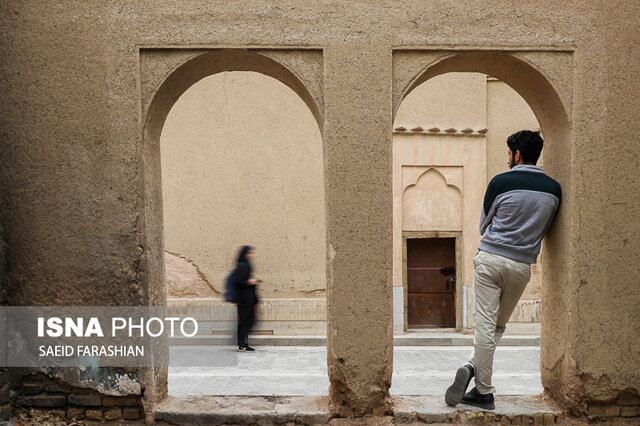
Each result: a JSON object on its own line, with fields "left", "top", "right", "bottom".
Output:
{"left": 407, "top": 238, "right": 456, "bottom": 328}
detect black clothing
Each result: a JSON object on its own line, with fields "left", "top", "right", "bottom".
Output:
{"left": 235, "top": 261, "right": 259, "bottom": 306}
{"left": 462, "top": 387, "right": 495, "bottom": 410}
{"left": 235, "top": 260, "right": 258, "bottom": 347}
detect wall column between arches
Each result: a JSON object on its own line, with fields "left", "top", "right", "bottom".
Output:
{"left": 324, "top": 43, "right": 394, "bottom": 416}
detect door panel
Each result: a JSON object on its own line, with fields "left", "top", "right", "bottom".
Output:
{"left": 407, "top": 294, "right": 456, "bottom": 328}
{"left": 407, "top": 269, "right": 453, "bottom": 293}
{"left": 407, "top": 238, "right": 456, "bottom": 328}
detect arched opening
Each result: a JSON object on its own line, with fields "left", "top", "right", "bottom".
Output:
{"left": 390, "top": 52, "right": 571, "bottom": 400}
{"left": 140, "top": 50, "right": 327, "bottom": 403}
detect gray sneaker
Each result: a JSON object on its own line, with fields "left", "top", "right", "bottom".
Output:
{"left": 445, "top": 364, "right": 474, "bottom": 407}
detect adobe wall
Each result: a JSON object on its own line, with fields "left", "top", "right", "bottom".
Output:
{"left": 1, "top": 0, "right": 639, "bottom": 419}
{"left": 160, "top": 72, "right": 326, "bottom": 300}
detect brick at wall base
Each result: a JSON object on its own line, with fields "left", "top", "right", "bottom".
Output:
{"left": 617, "top": 393, "right": 640, "bottom": 406}
{"left": 588, "top": 403, "right": 640, "bottom": 419}
{"left": 22, "top": 383, "right": 44, "bottom": 395}
{"left": 620, "top": 406, "right": 639, "bottom": 417}
{"left": 103, "top": 395, "right": 140, "bottom": 406}
{"left": 16, "top": 395, "right": 67, "bottom": 408}
{"left": 123, "top": 407, "right": 142, "bottom": 420}
{"left": 12, "top": 372, "right": 143, "bottom": 416}
{"left": 104, "top": 408, "right": 122, "bottom": 420}
{"left": 85, "top": 409, "right": 102, "bottom": 420}
{"left": 68, "top": 393, "right": 102, "bottom": 406}
{"left": 67, "top": 407, "right": 84, "bottom": 419}
{"left": 605, "top": 405, "right": 621, "bottom": 417}
{"left": 16, "top": 406, "right": 142, "bottom": 423}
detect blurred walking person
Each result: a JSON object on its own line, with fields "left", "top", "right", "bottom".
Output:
{"left": 235, "top": 245, "right": 260, "bottom": 352}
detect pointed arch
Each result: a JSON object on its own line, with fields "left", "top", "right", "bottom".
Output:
{"left": 402, "top": 168, "right": 463, "bottom": 231}
{"left": 402, "top": 167, "right": 463, "bottom": 196}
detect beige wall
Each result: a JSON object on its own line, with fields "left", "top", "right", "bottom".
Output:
{"left": 161, "top": 72, "right": 326, "bottom": 299}
{"left": 164, "top": 70, "right": 544, "bottom": 325}
{"left": 486, "top": 77, "right": 541, "bottom": 182}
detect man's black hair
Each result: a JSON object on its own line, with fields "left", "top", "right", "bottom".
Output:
{"left": 506, "top": 130, "right": 543, "bottom": 165}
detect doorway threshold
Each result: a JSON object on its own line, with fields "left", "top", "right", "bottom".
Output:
{"left": 154, "top": 395, "right": 562, "bottom": 424}
{"left": 394, "top": 395, "right": 562, "bottom": 424}
{"left": 154, "top": 395, "right": 329, "bottom": 425}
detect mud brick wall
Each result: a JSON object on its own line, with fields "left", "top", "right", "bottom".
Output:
{"left": 11, "top": 373, "right": 143, "bottom": 422}
{"left": 585, "top": 392, "right": 640, "bottom": 420}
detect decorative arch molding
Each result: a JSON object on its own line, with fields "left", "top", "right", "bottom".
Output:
{"left": 402, "top": 167, "right": 463, "bottom": 232}
{"left": 402, "top": 166, "right": 463, "bottom": 195}
{"left": 141, "top": 48, "right": 324, "bottom": 138}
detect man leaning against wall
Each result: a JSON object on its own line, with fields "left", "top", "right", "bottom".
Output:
{"left": 445, "top": 130, "right": 561, "bottom": 410}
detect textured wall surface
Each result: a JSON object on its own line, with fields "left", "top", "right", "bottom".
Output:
{"left": 1, "top": 0, "right": 639, "bottom": 418}
{"left": 161, "top": 72, "right": 326, "bottom": 299}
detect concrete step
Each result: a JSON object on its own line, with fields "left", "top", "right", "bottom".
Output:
{"left": 154, "top": 395, "right": 562, "bottom": 424}
{"left": 394, "top": 395, "right": 562, "bottom": 424}
{"left": 394, "top": 334, "right": 540, "bottom": 346}
{"left": 155, "top": 395, "right": 329, "bottom": 425}
{"left": 169, "top": 334, "right": 540, "bottom": 346}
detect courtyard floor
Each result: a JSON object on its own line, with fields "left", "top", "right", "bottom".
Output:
{"left": 168, "top": 345, "right": 542, "bottom": 396}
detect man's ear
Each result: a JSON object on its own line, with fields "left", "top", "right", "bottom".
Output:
{"left": 515, "top": 150, "right": 522, "bottom": 164}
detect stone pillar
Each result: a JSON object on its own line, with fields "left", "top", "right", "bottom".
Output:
{"left": 324, "top": 42, "right": 394, "bottom": 416}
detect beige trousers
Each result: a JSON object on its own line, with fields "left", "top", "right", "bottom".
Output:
{"left": 468, "top": 250, "right": 531, "bottom": 394}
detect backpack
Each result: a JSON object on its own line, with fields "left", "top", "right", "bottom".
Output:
{"left": 224, "top": 268, "right": 238, "bottom": 303}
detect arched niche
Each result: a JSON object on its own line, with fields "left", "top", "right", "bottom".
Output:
{"left": 402, "top": 168, "right": 463, "bottom": 231}
{"left": 140, "top": 48, "right": 324, "bottom": 304}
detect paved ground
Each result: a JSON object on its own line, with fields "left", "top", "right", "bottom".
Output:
{"left": 168, "top": 346, "right": 542, "bottom": 396}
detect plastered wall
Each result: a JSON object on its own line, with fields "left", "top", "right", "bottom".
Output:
{"left": 485, "top": 77, "right": 543, "bottom": 303}
{"left": 160, "top": 71, "right": 326, "bottom": 299}
{"left": 1, "top": 1, "right": 639, "bottom": 418}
